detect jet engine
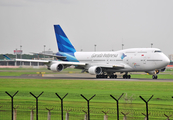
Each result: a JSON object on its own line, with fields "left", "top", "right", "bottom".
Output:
{"left": 146, "top": 71, "right": 155, "bottom": 75}
{"left": 155, "top": 68, "right": 167, "bottom": 74}
{"left": 88, "top": 66, "right": 102, "bottom": 75}
{"left": 49, "top": 64, "right": 64, "bottom": 72}
{"left": 160, "top": 67, "right": 166, "bottom": 72}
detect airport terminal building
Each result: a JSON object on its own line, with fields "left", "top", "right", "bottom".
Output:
{"left": 0, "top": 50, "right": 54, "bottom": 68}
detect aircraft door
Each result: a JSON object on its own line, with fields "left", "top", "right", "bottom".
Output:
{"left": 107, "top": 59, "right": 109, "bottom": 64}
{"left": 142, "top": 57, "right": 146, "bottom": 64}
{"left": 143, "top": 58, "right": 146, "bottom": 64}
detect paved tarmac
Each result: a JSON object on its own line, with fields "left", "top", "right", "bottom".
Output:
{"left": 0, "top": 73, "right": 173, "bottom": 82}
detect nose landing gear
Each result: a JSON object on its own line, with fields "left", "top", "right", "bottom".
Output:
{"left": 152, "top": 75, "right": 158, "bottom": 79}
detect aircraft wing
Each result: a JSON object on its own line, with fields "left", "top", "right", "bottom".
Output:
{"left": 51, "top": 61, "right": 86, "bottom": 66}
{"left": 15, "top": 59, "right": 49, "bottom": 63}
{"left": 15, "top": 59, "right": 86, "bottom": 66}
{"left": 31, "top": 52, "right": 66, "bottom": 59}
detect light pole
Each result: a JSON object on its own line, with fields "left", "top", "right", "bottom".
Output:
{"left": 44, "top": 45, "right": 46, "bottom": 58}
{"left": 94, "top": 44, "right": 96, "bottom": 52}
{"left": 20, "top": 45, "right": 22, "bottom": 59}
{"left": 20, "top": 45, "right": 22, "bottom": 67}
{"left": 122, "top": 44, "right": 124, "bottom": 50}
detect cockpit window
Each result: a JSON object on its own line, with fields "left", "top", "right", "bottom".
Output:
{"left": 154, "top": 50, "right": 162, "bottom": 53}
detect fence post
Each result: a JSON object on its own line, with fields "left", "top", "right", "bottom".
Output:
{"left": 30, "top": 91, "right": 44, "bottom": 120}
{"left": 82, "top": 110, "right": 88, "bottom": 120}
{"left": 110, "top": 93, "right": 124, "bottom": 120}
{"left": 55, "top": 93, "right": 68, "bottom": 120}
{"left": 5, "top": 91, "right": 19, "bottom": 120}
{"left": 142, "top": 113, "right": 150, "bottom": 120}
{"left": 102, "top": 111, "right": 109, "bottom": 120}
{"left": 13, "top": 106, "right": 19, "bottom": 120}
{"left": 164, "top": 114, "right": 172, "bottom": 120}
{"left": 121, "top": 112, "right": 129, "bottom": 120}
{"left": 81, "top": 94, "right": 96, "bottom": 120}
{"left": 65, "top": 109, "right": 72, "bottom": 120}
{"left": 28, "top": 107, "right": 35, "bottom": 120}
{"left": 139, "top": 95, "right": 153, "bottom": 120}
{"left": 46, "top": 108, "right": 53, "bottom": 120}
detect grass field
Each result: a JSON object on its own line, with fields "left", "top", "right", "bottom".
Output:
{"left": 0, "top": 68, "right": 173, "bottom": 120}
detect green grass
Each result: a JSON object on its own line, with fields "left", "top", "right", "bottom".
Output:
{"left": 131, "top": 74, "right": 173, "bottom": 79}
{"left": 0, "top": 68, "right": 173, "bottom": 119}
{"left": 0, "top": 68, "right": 82, "bottom": 76}
{"left": 1, "top": 78, "right": 173, "bottom": 119}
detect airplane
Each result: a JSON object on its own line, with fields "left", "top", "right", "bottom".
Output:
{"left": 16, "top": 25, "right": 170, "bottom": 79}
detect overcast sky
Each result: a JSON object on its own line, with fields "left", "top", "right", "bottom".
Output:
{"left": 0, "top": 0, "right": 173, "bottom": 56}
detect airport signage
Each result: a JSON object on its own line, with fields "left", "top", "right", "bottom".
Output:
{"left": 14, "top": 50, "right": 22, "bottom": 55}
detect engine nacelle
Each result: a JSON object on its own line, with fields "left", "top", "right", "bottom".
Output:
{"left": 49, "top": 64, "right": 64, "bottom": 72}
{"left": 146, "top": 71, "right": 155, "bottom": 75}
{"left": 154, "top": 68, "right": 166, "bottom": 74}
{"left": 160, "top": 68, "right": 166, "bottom": 72}
{"left": 88, "top": 66, "right": 102, "bottom": 75}
{"left": 147, "top": 68, "right": 166, "bottom": 75}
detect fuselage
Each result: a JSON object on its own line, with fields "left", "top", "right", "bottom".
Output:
{"left": 73, "top": 48, "right": 170, "bottom": 72}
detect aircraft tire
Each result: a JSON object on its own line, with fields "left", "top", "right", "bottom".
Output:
{"left": 109, "top": 75, "right": 117, "bottom": 79}
{"left": 123, "top": 75, "right": 131, "bottom": 79}
{"left": 96, "top": 75, "right": 108, "bottom": 78}
{"left": 128, "top": 75, "right": 131, "bottom": 79}
{"left": 152, "top": 75, "right": 158, "bottom": 79}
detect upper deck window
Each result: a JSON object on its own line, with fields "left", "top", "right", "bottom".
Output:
{"left": 154, "top": 50, "right": 162, "bottom": 53}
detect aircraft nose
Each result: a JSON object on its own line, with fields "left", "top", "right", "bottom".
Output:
{"left": 163, "top": 55, "right": 170, "bottom": 66}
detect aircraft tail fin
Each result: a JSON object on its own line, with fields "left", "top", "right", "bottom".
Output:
{"left": 3, "top": 55, "right": 11, "bottom": 60}
{"left": 54, "top": 25, "right": 76, "bottom": 53}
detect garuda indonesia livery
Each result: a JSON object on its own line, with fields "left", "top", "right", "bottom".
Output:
{"left": 17, "top": 25, "right": 170, "bottom": 79}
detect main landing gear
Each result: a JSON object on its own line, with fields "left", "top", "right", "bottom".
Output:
{"left": 96, "top": 74, "right": 108, "bottom": 78}
{"left": 96, "top": 72, "right": 131, "bottom": 79}
{"left": 122, "top": 72, "right": 131, "bottom": 79}
{"left": 96, "top": 74, "right": 118, "bottom": 78}
{"left": 123, "top": 74, "right": 131, "bottom": 79}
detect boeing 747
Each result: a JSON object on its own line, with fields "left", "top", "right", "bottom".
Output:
{"left": 17, "top": 25, "right": 170, "bottom": 79}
